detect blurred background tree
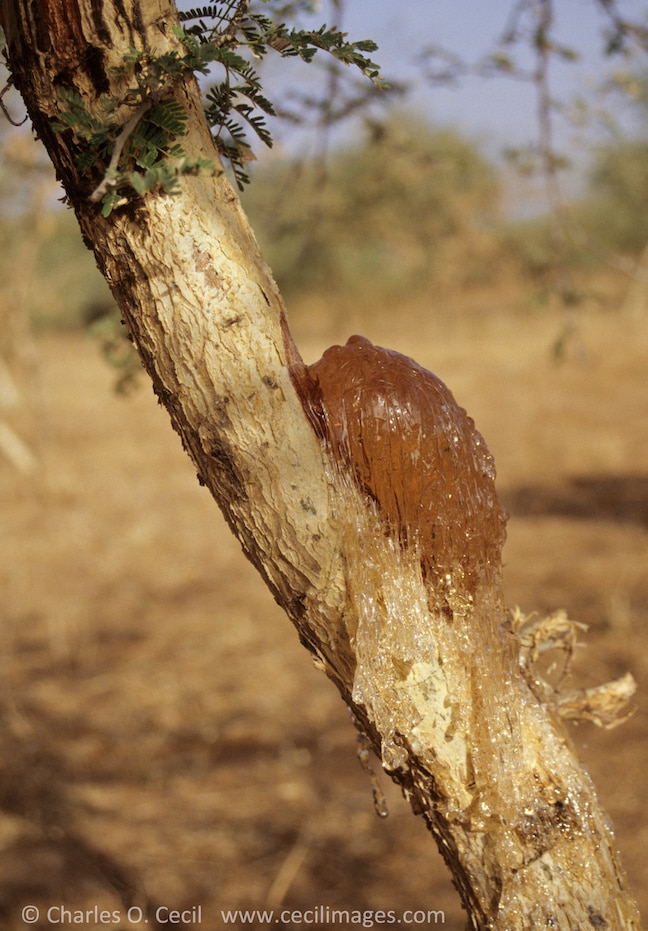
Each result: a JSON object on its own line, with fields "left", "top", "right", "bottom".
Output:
{"left": 2, "top": 0, "right": 648, "bottom": 336}
{"left": 586, "top": 139, "right": 648, "bottom": 254}
{"left": 578, "top": 65, "right": 648, "bottom": 258}
{"left": 241, "top": 115, "right": 501, "bottom": 301}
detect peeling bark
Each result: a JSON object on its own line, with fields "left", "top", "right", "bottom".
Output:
{"left": 0, "top": 1, "right": 641, "bottom": 927}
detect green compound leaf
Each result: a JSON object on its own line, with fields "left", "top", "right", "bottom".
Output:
{"left": 53, "top": 1, "right": 385, "bottom": 208}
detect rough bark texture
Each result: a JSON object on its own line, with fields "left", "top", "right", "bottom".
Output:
{"left": 1, "top": 2, "right": 641, "bottom": 927}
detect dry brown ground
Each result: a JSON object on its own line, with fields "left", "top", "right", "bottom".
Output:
{"left": 1, "top": 294, "right": 647, "bottom": 930}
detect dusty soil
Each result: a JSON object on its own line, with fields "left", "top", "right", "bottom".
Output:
{"left": 1, "top": 298, "right": 647, "bottom": 930}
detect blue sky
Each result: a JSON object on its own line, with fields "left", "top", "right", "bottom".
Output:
{"left": 245, "top": 0, "right": 647, "bottom": 161}
{"left": 173, "top": 1, "right": 648, "bottom": 156}
{"left": 330, "top": 3, "right": 643, "bottom": 137}
{"left": 337, "top": 0, "right": 615, "bottom": 142}
{"left": 178, "top": 0, "right": 648, "bottom": 217}
{"left": 217, "top": 0, "right": 646, "bottom": 210}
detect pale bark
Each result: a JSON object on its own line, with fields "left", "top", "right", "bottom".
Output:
{"left": 0, "top": 1, "right": 641, "bottom": 927}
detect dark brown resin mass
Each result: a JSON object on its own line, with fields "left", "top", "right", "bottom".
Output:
{"left": 288, "top": 334, "right": 507, "bottom": 594}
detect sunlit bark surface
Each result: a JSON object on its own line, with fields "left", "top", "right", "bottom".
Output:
{"left": 0, "top": 1, "right": 640, "bottom": 927}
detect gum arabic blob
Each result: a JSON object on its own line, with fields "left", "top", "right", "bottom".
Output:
{"left": 286, "top": 331, "right": 507, "bottom": 596}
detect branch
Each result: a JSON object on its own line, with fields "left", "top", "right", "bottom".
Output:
{"left": 595, "top": 0, "right": 648, "bottom": 53}
{"left": 88, "top": 95, "right": 157, "bottom": 203}
{"left": 0, "top": 76, "right": 27, "bottom": 125}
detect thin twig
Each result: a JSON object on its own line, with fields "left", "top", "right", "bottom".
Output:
{"left": 533, "top": 0, "right": 579, "bottom": 313}
{"left": 223, "top": 0, "right": 249, "bottom": 40}
{"left": 595, "top": 0, "right": 648, "bottom": 52}
{"left": 265, "top": 830, "right": 312, "bottom": 909}
{"left": 88, "top": 96, "right": 156, "bottom": 203}
{"left": 0, "top": 78, "right": 28, "bottom": 126}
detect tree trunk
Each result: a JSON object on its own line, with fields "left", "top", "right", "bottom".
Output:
{"left": 0, "top": 1, "right": 641, "bottom": 927}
